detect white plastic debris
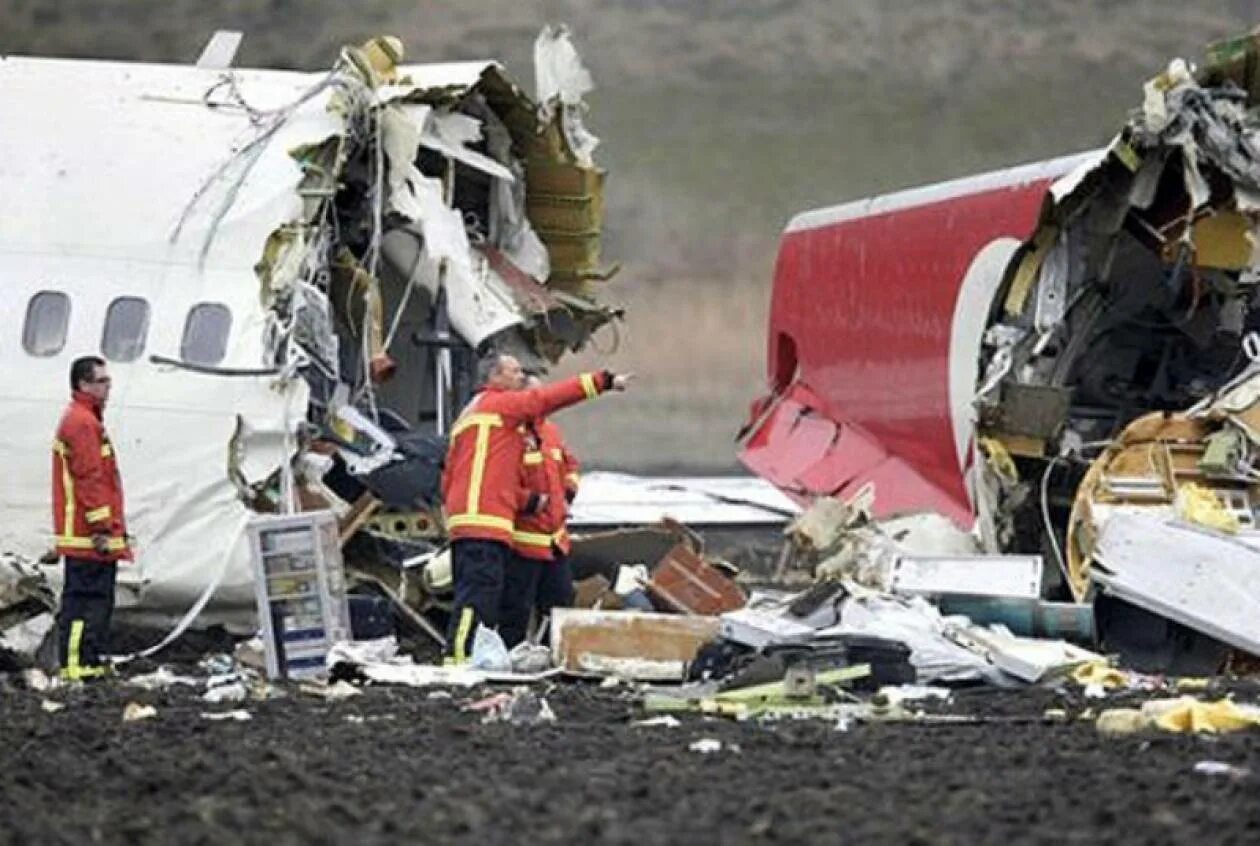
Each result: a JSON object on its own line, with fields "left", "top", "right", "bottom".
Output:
{"left": 532, "top": 25, "right": 599, "bottom": 166}
{"left": 689, "top": 738, "right": 724, "bottom": 754}
{"left": 876, "top": 685, "right": 952, "bottom": 705}
{"left": 826, "top": 590, "right": 1002, "bottom": 684}
{"left": 470, "top": 625, "right": 511, "bottom": 672}
{"left": 200, "top": 710, "right": 252, "bottom": 722}
{"left": 0, "top": 612, "right": 54, "bottom": 659}
{"left": 23, "top": 669, "right": 55, "bottom": 692}
{"left": 122, "top": 703, "right": 157, "bottom": 722}
{"left": 1194, "top": 760, "right": 1251, "bottom": 779}
{"left": 203, "top": 681, "right": 248, "bottom": 704}
{"left": 318, "top": 680, "right": 363, "bottom": 701}
{"left": 40, "top": 699, "right": 64, "bottom": 713}
{"left": 719, "top": 607, "right": 816, "bottom": 651}
{"left": 1094, "top": 513, "right": 1260, "bottom": 656}
{"left": 233, "top": 637, "right": 266, "bottom": 673}
{"left": 198, "top": 654, "right": 235, "bottom": 676}
{"left": 508, "top": 641, "right": 552, "bottom": 674}
{"left": 127, "top": 667, "right": 201, "bottom": 691}
{"left": 953, "top": 624, "right": 1101, "bottom": 684}
{"left": 326, "top": 637, "right": 399, "bottom": 670}
{"left": 613, "top": 565, "right": 649, "bottom": 596}
{"left": 633, "top": 715, "right": 681, "bottom": 729}
{"left": 352, "top": 662, "right": 487, "bottom": 688}
{"left": 1083, "top": 683, "right": 1110, "bottom": 700}
{"left": 534, "top": 23, "right": 595, "bottom": 105}
{"left": 577, "top": 654, "right": 687, "bottom": 681}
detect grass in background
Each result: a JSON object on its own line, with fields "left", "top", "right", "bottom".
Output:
{"left": 552, "top": 276, "right": 770, "bottom": 473}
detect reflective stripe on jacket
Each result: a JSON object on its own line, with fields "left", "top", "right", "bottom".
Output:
{"left": 513, "top": 418, "right": 579, "bottom": 561}
{"left": 52, "top": 392, "right": 131, "bottom": 562}
{"left": 441, "top": 372, "right": 609, "bottom": 545}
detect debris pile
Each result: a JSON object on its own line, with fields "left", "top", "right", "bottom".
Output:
{"left": 970, "top": 33, "right": 1260, "bottom": 670}
{"left": 0, "top": 555, "right": 55, "bottom": 671}
{"left": 732, "top": 27, "right": 1260, "bottom": 679}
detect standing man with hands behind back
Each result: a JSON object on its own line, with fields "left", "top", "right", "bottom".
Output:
{"left": 52, "top": 356, "right": 132, "bottom": 680}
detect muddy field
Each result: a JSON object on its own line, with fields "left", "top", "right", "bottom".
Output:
{"left": 4, "top": 670, "right": 1260, "bottom": 845}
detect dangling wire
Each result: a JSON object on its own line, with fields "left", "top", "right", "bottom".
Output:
{"left": 1040, "top": 455, "right": 1074, "bottom": 589}
{"left": 170, "top": 65, "right": 357, "bottom": 268}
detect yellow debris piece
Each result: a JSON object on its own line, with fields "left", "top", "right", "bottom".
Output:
{"left": 362, "top": 36, "right": 404, "bottom": 81}
{"left": 1072, "top": 661, "right": 1129, "bottom": 690}
{"left": 1096, "top": 708, "right": 1147, "bottom": 737}
{"left": 978, "top": 437, "right": 1019, "bottom": 483}
{"left": 1097, "top": 697, "right": 1260, "bottom": 736}
{"left": 1187, "top": 211, "right": 1255, "bottom": 270}
{"left": 1176, "top": 482, "right": 1241, "bottom": 534}
{"left": 1151, "top": 698, "right": 1260, "bottom": 734}
{"left": 1003, "top": 227, "right": 1058, "bottom": 317}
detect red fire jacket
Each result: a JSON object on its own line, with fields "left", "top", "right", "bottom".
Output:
{"left": 442, "top": 372, "right": 610, "bottom": 545}
{"left": 52, "top": 392, "right": 131, "bottom": 562}
{"left": 513, "top": 418, "right": 580, "bottom": 561}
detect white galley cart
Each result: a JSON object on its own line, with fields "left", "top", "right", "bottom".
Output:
{"left": 247, "top": 511, "right": 352, "bottom": 680}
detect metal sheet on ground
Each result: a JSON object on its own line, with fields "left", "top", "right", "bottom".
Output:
{"left": 892, "top": 555, "right": 1043, "bottom": 600}
{"left": 1094, "top": 514, "right": 1260, "bottom": 655}
{"left": 568, "top": 472, "right": 800, "bottom": 527}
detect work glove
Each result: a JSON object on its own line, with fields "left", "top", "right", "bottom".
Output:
{"left": 91, "top": 534, "right": 110, "bottom": 555}
{"left": 605, "top": 371, "right": 635, "bottom": 392}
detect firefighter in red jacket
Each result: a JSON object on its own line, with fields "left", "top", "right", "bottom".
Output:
{"left": 441, "top": 353, "right": 630, "bottom": 663}
{"left": 52, "top": 356, "right": 132, "bottom": 680}
{"left": 499, "top": 385, "right": 581, "bottom": 648}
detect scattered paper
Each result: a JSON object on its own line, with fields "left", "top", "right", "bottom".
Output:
{"left": 123, "top": 702, "right": 157, "bottom": 722}
{"left": 633, "top": 715, "right": 681, "bottom": 729}
{"left": 1194, "top": 760, "right": 1251, "bottom": 779}
{"left": 200, "top": 710, "right": 252, "bottom": 722}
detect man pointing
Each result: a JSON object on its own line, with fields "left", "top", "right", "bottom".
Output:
{"left": 440, "top": 354, "right": 629, "bottom": 663}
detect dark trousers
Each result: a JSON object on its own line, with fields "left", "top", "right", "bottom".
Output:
{"left": 445, "top": 539, "right": 510, "bottom": 662}
{"left": 536, "top": 553, "right": 574, "bottom": 618}
{"left": 500, "top": 552, "right": 574, "bottom": 649}
{"left": 57, "top": 557, "right": 118, "bottom": 679}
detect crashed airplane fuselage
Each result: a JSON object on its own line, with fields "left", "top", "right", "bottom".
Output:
{"left": 742, "top": 30, "right": 1260, "bottom": 595}
{"left": 0, "top": 29, "right": 616, "bottom": 623}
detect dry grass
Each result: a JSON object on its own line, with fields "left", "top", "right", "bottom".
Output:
{"left": 550, "top": 271, "right": 771, "bottom": 472}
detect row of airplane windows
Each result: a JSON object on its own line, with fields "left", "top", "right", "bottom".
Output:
{"left": 22, "top": 291, "right": 232, "bottom": 367}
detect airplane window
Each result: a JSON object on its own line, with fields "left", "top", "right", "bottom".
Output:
{"left": 101, "top": 297, "right": 150, "bottom": 362}
{"left": 22, "top": 291, "right": 70, "bottom": 357}
{"left": 181, "top": 303, "right": 232, "bottom": 366}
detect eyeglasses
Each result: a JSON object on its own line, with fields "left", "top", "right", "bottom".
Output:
{"left": 87, "top": 376, "right": 112, "bottom": 385}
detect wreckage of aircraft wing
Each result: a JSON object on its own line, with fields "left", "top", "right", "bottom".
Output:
{"left": 0, "top": 26, "right": 619, "bottom": 625}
